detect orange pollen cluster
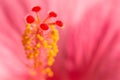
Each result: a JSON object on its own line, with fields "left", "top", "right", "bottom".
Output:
{"left": 22, "top": 6, "right": 63, "bottom": 79}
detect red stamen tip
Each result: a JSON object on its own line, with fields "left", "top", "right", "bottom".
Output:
{"left": 40, "top": 23, "right": 49, "bottom": 30}
{"left": 32, "top": 6, "right": 41, "bottom": 12}
{"left": 55, "top": 20, "right": 63, "bottom": 27}
{"left": 26, "top": 15, "right": 35, "bottom": 24}
{"left": 49, "top": 11, "right": 57, "bottom": 17}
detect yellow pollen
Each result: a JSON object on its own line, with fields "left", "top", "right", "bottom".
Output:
{"left": 45, "top": 67, "right": 54, "bottom": 77}
{"left": 49, "top": 50, "right": 56, "bottom": 57}
{"left": 36, "top": 43, "right": 41, "bottom": 48}
{"left": 27, "top": 53, "right": 34, "bottom": 59}
{"left": 36, "top": 34, "right": 44, "bottom": 41}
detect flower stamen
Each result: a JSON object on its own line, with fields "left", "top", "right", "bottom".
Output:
{"left": 22, "top": 6, "right": 63, "bottom": 80}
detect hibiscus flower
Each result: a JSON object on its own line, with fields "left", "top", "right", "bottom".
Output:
{"left": 0, "top": 0, "right": 120, "bottom": 80}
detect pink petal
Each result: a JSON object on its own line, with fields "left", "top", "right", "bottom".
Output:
{"left": 66, "top": 0, "right": 120, "bottom": 80}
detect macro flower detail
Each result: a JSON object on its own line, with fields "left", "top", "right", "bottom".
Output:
{"left": 22, "top": 6, "right": 63, "bottom": 80}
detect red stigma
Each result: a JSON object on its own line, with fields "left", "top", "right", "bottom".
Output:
{"left": 40, "top": 23, "right": 49, "bottom": 30}
{"left": 55, "top": 20, "right": 63, "bottom": 27}
{"left": 26, "top": 15, "right": 35, "bottom": 23}
{"left": 49, "top": 12, "right": 57, "bottom": 17}
{"left": 32, "top": 6, "right": 41, "bottom": 12}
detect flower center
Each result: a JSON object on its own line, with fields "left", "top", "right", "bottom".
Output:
{"left": 22, "top": 6, "right": 63, "bottom": 80}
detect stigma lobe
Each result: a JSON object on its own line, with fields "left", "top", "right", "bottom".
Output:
{"left": 32, "top": 6, "right": 41, "bottom": 12}
{"left": 40, "top": 23, "right": 49, "bottom": 30}
{"left": 56, "top": 20, "right": 63, "bottom": 27}
{"left": 26, "top": 15, "right": 35, "bottom": 23}
{"left": 49, "top": 11, "right": 57, "bottom": 17}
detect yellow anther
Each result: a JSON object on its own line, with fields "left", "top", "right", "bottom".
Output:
{"left": 45, "top": 67, "right": 54, "bottom": 77}
{"left": 54, "top": 36, "right": 59, "bottom": 41}
{"left": 26, "top": 24, "right": 31, "bottom": 28}
{"left": 24, "top": 25, "right": 32, "bottom": 34}
{"left": 33, "top": 49, "right": 39, "bottom": 57}
{"left": 49, "top": 50, "right": 56, "bottom": 57}
{"left": 51, "top": 35, "right": 59, "bottom": 42}
{"left": 36, "top": 34, "right": 44, "bottom": 41}
{"left": 24, "top": 38, "right": 31, "bottom": 45}
{"left": 45, "top": 67, "right": 52, "bottom": 73}
{"left": 22, "top": 37, "right": 31, "bottom": 45}
{"left": 25, "top": 45, "right": 32, "bottom": 50}
{"left": 47, "top": 45, "right": 52, "bottom": 49}
{"left": 50, "top": 25, "right": 55, "bottom": 29}
{"left": 50, "top": 29, "right": 59, "bottom": 42}
{"left": 51, "top": 29, "right": 58, "bottom": 36}
{"left": 52, "top": 44, "right": 58, "bottom": 49}
{"left": 53, "top": 47, "right": 59, "bottom": 53}
{"left": 48, "top": 71, "right": 54, "bottom": 77}
{"left": 27, "top": 30, "right": 32, "bottom": 34}
{"left": 27, "top": 53, "right": 34, "bottom": 59}
{"left": 22, "top": 35, "right": 28, "bottom": 39}
{"left": 51, "top": 42, "right": 56, "bottom": 46}
{"left": 48, "top": 57, "right": 55, "bottom": 66}
{"left": 43, "top": 40, "right": 48, "bottom": 48}
{"left": 26, "top": 41, "right": 31, "bottom": 45}
{"left": 36, "top": 43, "right": 41, "bottom": 48}
{"left": 34, "top": 52, "right": 39, "bottom": 57}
